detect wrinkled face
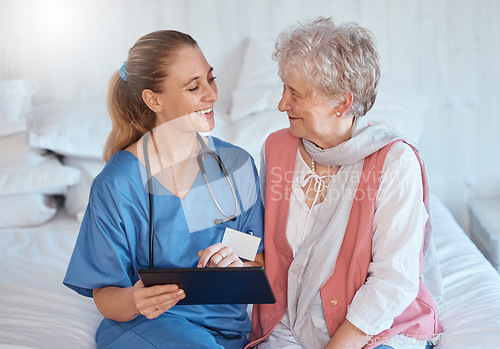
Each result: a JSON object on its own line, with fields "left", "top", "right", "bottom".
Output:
{"left": 154, "top": 46, "right": 218, "bottom": 133}
{"left": 278, "top": 71, "right": 337, "bottom": 144}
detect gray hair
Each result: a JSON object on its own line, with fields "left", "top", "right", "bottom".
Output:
{"left": 273, "top": 17, "right": 380, "bottom": 118}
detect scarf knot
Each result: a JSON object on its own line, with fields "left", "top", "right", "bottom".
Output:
{"left": 301, "top": 173, "right": 330, "bottom": 194}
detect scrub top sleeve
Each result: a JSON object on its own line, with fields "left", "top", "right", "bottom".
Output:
{"left": 64, "top": 181, "right": 135, "bottom": 297}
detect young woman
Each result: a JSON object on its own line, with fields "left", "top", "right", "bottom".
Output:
{"left": 64, "top": 30, "right": 264, "bottom": 349}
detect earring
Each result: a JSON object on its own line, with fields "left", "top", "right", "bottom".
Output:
{"left": 336, "top": 111, "right": 341, "bottom": 117}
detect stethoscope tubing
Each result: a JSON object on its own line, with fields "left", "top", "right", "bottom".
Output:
{"left": 143, "top": 133, "right": 155, "bottom": 269}
{"left": 196, "top": 133, "right": 239, "bottom": 223}
{"left": 142, "top": 132, "right": 239, "bottom": 269}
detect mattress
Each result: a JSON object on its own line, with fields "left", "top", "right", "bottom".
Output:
{"left": 0, "top": 197, "right": 499, "bottom": 348}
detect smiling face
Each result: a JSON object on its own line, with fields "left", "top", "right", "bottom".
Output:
{"left": 278, "top": 72, "right": 338, "bottom": 145}
{"left": 277, "top": 71, "right": 355, "bottom": 149}
{"left": 145, "top": 46, "right": 218, "bottom": 133}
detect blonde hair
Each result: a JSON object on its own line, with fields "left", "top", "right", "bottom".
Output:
{"left": 273, "top": 17, "right": 380, "bottom": 118}
{"left": 103, "top": 30, "right": 198, "bottom": 161}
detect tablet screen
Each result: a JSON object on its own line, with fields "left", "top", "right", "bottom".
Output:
{"left": 138, "top": 267, "right": 276, "bottom": 305}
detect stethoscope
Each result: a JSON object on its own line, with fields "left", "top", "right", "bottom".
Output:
{"left": 195, "top": 133, "right": 239, "bottom": 225}
{"left": 143, "top": 132, "right": 239, "bottom": 269}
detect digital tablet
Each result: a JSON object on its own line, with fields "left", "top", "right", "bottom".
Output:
{"left": 138, "top": 267, "right": 276, "bottom": 305}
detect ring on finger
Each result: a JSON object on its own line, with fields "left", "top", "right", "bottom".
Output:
{"left": 217, "top": 251, "right": 224, "bottom": 259}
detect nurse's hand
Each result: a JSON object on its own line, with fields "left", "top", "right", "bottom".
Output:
{"left": 197, "top": 243, "right": 243, "bottom": 268}
{"left": 132, "top": 279, "right": 185, "bottom": 319}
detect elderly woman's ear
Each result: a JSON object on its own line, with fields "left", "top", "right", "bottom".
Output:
{"left": 335, "top": 93, "right": 353, "bottom": 117}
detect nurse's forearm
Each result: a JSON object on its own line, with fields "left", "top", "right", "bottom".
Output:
{"left": 93, "top": 281, "right": 185, "bottom": 322}
{"left": 93, "top": 286, "right": 139, "bottom": 322}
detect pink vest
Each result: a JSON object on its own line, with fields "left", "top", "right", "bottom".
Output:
{"left": 247, "top": 129, "right": 442, "bottom": 348}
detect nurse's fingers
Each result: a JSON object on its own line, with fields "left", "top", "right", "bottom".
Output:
{"left": 143, "top": 290, "right": 186, "bottom": 319}
{"left": 214, "top": 247, "right": 242, "bottom": 268}
{"left": 205, "top": 247, "right": 241, "bottom": 268}
{"left": 227, "top": 259, "right": 244, "bottom": 267}
{"left": 133, "top": 282, "right": 178, "bottom": 306}
{"left": 133, "top": 282, "right": 185, "bottom": 319}
{"left": 197, "top": 242, "right": 224, "bottom": 268}
{"left": 136, "top": 282, "right": 179, "bottom": 297}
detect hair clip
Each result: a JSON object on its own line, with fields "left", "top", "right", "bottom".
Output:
{"left": 119, "top": 61, "right": 128, "bottom": 82}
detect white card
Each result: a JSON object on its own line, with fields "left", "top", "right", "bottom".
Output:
{"left": 222, "top": 227, "right": 261, "bottom": 261}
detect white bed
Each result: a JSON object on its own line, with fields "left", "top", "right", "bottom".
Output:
{"left": 1, "top": 39, "right": 500, "bottom": 349}
{"left": 1, "top": 195, "right": 499, "bottom": 348}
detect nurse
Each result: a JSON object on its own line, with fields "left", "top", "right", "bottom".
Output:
{"left": 64, "top": 30, "right": 264, "bottom": 348}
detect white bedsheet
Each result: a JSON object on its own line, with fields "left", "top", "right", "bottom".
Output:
{"left": 430, "top": 196, "right": 500, "bottom": 348}
{"left": 0, "top": 210, "right": 101, "bottom": 348}
{"left": 0, "top": 197, "right": 499, "bottom": 348}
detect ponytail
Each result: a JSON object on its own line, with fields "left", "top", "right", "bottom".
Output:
{"left": 103, "top": 71, "right": 155, "bottom": 162}
{"left": 102, "top": 30, "right": 198, "bottom": 162}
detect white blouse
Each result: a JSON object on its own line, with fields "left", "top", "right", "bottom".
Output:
{"left": 259, "top": 142, "right": 430, "bottom": 349}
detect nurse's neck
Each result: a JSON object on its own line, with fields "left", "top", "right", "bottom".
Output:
{"left": 150, "top": 128, "right": 201, "bottom": 168}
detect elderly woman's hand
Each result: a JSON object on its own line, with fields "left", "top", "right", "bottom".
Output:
{"left": 324, "top": 319, "right": 371, "bottom": 349}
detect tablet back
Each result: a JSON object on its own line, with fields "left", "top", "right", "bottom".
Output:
{"left": 138, "top": 267, "right": 276, "bottom": 305}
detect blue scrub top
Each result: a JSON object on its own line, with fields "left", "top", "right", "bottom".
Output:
{"left": 64, "top": 136, "right": 264, "bottom": 335}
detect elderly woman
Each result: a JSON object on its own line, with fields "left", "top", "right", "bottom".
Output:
{"left": 247, "top": 18, "right": 442, "bottom": 349}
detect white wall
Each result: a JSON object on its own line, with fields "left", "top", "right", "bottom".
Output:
{"left": 1, "top": 0, "right": 499, "bottom": 231}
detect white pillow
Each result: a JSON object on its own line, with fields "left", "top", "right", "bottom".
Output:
{"left": 230, "top": 39, "right": 282, "bottom": 120}
{"left": 0, "top": 132, "right": 44, "bottom": 168}
{"left": 229, "top": 109, "right": 290, "bottom": 169}
{"left": 0, "top": 194, "right": 57, "bottom": 228}
{"left": 0, "top": 79, "right": 35, "bottom": 136}
{"left": 29, "top": 102, "right": 111, "bottom": 159}
{"left": 63, "top": 157, "right": 104, "bottom": 220}
{"left": 0, "top": 154, "right": 81, "bottom": 196}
